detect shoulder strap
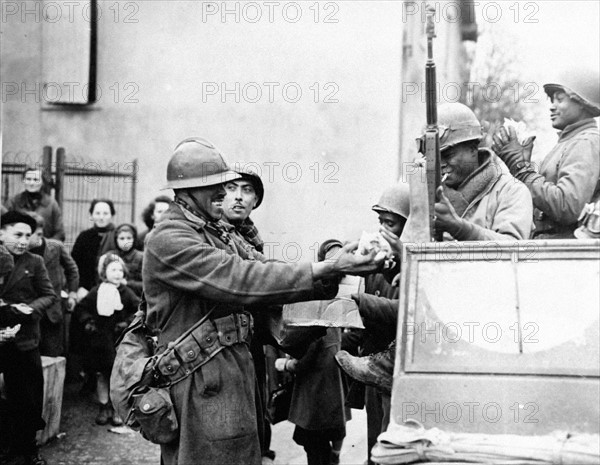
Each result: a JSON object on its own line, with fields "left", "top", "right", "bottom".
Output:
{"left": 138, "top": 291, "right": 216, "bottom": 353}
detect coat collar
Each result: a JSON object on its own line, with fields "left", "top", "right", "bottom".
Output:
{"left": 443, "top": 148, "right": 502, "bottom": 217}
{"left": 558, "top": 118, "right": 598, "bottom": 142}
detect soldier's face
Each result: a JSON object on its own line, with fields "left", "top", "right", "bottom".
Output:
{"left": 549, "top": 91, "right": 589, "bottom": 130}
{"left": 378, "top": 212, "right": 406, "bottom": 237}
{"left": 440, "top": 143, "right": 478, "bottom": 188}
{"left": 222, "top": 180, "right": 257, "bottom": 224}
{"left": 187, "top": 184, "right": 227, "bottom": 221}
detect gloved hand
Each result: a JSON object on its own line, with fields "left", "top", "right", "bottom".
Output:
{"left": 84, "top": 320, "right": 98, "bottom": 334}
{"left": 492, "top": 126, "right": 536, "bottom": 170}
{"left": 434, "top": 186, "right": 464, "bottom": 237}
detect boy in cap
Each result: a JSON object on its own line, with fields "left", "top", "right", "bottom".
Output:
{"left": 0, "top": 211, "right": 55, "bottom": 465}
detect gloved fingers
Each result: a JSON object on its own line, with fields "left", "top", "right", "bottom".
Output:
{"left": 491, "top": 132, "right": 505, "bottom": 152}
{"left": 507, "top": 126, "right": 519, "bottom": 141}
{"left": 494, "top": 126, "right": 508, "bottom": 144}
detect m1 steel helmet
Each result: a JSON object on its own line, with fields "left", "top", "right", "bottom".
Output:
{"left": 372, "top": 181, "right": 410, "bottom": 220}
{"left": 162, "top": 137, "right": 241, "bottom": 190}
{"left": 436, "top": 103, "right": 483, "bottom": 152}
{"left": 544, "top": 66, "right": 600, "bottom": 117}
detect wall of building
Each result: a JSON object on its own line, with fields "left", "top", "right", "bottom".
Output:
{"left": 2, "top": 1, "right": 467, "bottom": 257}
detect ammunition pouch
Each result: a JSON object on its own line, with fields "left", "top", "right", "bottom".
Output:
{"left": 154, "top": 312, "right": 253, "bottom": 386}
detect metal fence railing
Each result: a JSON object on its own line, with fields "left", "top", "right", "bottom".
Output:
{"left": 1, "top": 147, "right": 137, "bottom": 247}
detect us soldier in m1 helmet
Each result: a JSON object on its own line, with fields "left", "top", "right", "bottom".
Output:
{"left": 141, "top": 137, "right": 382, "bottom": 465}
{"left": 335, "top": 103, "right": 534, "bottom": 394}
{"left": 428, "top": 102, "right": 533, "bottom": 241}
{"left": 493, "top": 67, "right": 600, "bottom": 239}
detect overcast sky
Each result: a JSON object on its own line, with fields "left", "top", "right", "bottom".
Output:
{"left": 482, "top": 0, "right": 600, "bottom": 82}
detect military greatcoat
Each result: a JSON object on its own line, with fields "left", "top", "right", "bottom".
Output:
{"left": 143, "top": 203, "right": 333, "bottom": 465}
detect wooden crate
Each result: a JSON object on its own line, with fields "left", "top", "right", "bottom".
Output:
{"left": 36, "top": 356, "right": 66, "bottom": 445}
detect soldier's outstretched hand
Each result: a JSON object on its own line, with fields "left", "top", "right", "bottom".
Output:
{"left": 311, "top": 241, "right": 385, "bottom": 279}
{"left": 327, "top": 241, "right": 385, "bottom": 276}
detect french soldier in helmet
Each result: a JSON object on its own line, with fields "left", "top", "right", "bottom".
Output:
{"left": 138, "top": 137, "right": 382, "bottom": 465}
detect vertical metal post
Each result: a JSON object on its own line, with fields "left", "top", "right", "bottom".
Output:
{"left": 131, "top": 159, "right": 138, "bottom": 223}
{"left": 42, "top": 146, "right": 53, "bottom": 196}
{"left": 55, "top": 148, "right": 65, "bottom": 209}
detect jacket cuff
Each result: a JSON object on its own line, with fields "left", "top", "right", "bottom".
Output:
{"left": 513, "top": 162, "right": 539, "bottom": 185}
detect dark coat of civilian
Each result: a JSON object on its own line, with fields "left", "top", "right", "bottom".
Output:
{"left": 30, "top": 238, "right": 79, "bottom": 356}
{"left": 288, "top": 328, "right": 349, "bottom": 432}
{"left": 0, "top": 251, "right": 56, "bottom": 351}
{"left": 71, "top": 225, "right": 116, "bottom": 291}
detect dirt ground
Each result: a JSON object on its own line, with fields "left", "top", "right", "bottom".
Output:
{"left": 40, "top": 381, "right": 369, "bottom": 465}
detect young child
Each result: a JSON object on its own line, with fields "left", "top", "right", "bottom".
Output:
{"left": 276, "top": 328, "right": 350, "bottom": 465}
{"left": 0, "top": 211, "right": 55, "bottom": 465}
{"left": 105, "top": 224, "right": 143, "bottom": 297}
{"left": 74, "top": 253, "right": 139, "bottom": 426}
